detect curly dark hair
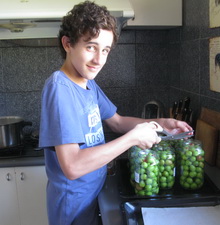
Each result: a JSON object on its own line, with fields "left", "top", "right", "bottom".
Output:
{"left": 58, "top": 1, "right": 118, "bottom": 59}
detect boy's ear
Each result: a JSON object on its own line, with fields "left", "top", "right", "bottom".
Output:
{"left": 61, "top": 36, "right": 71, "bottom": 52}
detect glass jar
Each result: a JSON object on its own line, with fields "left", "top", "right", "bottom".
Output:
{"left": 128, "top": 146, "right": 142, "bottom": 188}
{"left": 171, "top": 139, "right": 185, "bottom": 177}
{"left": 132, "top": 148, "right": 159, "bottom": 196}
{"left": 152, "top": 141, "right": 176, "bottom": 189}
{"left": 179, "top": 139, "right": 205, "bottom": 190}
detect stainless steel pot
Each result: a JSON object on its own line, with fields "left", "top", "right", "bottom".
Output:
{"left": 0, "top": 116, "right": 32, "bottom": 149}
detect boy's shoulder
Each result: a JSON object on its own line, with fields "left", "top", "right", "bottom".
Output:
{"left": 45, "top": 70, "right": 71, "bottom": 87}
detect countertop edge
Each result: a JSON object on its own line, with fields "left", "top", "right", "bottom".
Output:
{"left": 0, "top": 156, "right": 45, "bottom": 167}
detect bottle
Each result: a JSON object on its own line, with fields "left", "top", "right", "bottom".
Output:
{"left": 179, "top": 139, "right": 205, "bottom": 190}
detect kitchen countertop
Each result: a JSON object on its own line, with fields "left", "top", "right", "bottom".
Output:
{"left": 0, "top": 146, "right": 45, "bottom": 167}
{"left": 98, "top": 161, "right": 220, "bottom": 225}
{"left": 0, "top": 155, "right": 45, "bottom": 167}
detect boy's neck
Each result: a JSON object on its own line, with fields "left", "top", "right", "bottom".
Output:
{"left": 60, "top": 65, "right": 88, "bottom": 90}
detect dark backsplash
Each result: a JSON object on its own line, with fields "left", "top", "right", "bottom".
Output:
{"left": 0, "top": 0, "right": 220, "bottom": 132}
{"left": 168, "top": 0, "right": 220, "bottom": 127}
{"left": 0, "top": 30, "right": 170, "bottom": 131}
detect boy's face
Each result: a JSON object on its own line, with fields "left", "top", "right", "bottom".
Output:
{"left": 66, "top": 29, "right": 114, "bottom": 83}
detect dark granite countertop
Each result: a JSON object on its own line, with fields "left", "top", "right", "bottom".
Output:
{"left": 0, "top": 144, "right": 45, "bottom": 167}
{"left": 98, "top": 160, "right": 220, "bottom": 225}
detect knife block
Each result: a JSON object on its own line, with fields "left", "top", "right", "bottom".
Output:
{"left": 169, "top": 108, "right": 192, "bottom": 124}
{"left": 169, "top": 108, "right": 183, "bottom": 120}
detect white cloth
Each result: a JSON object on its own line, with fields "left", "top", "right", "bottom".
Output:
{"left": 141, "top": 205, "right": 220, "bottom": 225}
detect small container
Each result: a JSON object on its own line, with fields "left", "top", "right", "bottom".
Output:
{"left": 131, "top": 147, "right": 159, "bottom": 196}
{"left": 179, "top": 139, "right": 205, "bottom": 190}
{"left": 153, "top": 141, "right": 176, "bottom": 189}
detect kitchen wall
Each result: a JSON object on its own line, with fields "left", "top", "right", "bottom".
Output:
{"left": 168, "top": 0, "right": 220, "bottom": 127}
{"left": 0, "top": 30, "right": 170, "bottom": 132}
{"left": 0, "top": 0, "right": 220, "bottom": 133}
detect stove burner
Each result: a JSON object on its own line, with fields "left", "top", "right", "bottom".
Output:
{"left": 0, "top": 135, "right": 44, "bottom": 158}
{"left": 0, "top": 145, "right": 24, "bottom": 158}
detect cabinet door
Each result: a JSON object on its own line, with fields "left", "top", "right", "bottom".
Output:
{"left": 127, "top": 0, "right": 182, "bottom": 27}
{"left": 15, "top": 166, "right": 48, "bottom": 225}
{"left": 0, "top": 167, "right": 20, "bottom": 225}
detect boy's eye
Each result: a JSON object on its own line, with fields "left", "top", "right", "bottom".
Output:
{"left": 87, "top": 45, "right": 96, "bottom": 52}
{"left": 103, "top": 48, "right": 110, "bottom": 54}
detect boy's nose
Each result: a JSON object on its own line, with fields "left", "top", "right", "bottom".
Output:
{"left": 93, "top": 51, "right": 106, "bottom": 65}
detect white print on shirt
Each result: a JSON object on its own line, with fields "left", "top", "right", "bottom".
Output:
{"left": 85, "top": 127, "right": 104, "bottom": 147}
{"left": 88, "top": 105, "right": 101, "bottom": 128}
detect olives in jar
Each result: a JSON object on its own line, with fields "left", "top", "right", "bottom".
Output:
{"left": 152, "top": 141, "right": 176, "bottom": 189}
{"left": 131, "top": 147, "right": 159, "bottom": 196}
{"left": 170, "top": 139, "right": 185, "bottom": 177}
{"left": 179, "top": 139, "right": 205, "bottom": 190}
{"left": 128, "top": 146, "right": 142, "bottom": 188}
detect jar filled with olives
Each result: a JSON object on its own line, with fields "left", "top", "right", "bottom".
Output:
{"left": 132, "top": 148, "right": 159, "bottom": 196}
{"left": 179, "top": 139, "right": 205, "bottom": 190}
{"left": 152, "top": 141, "right": 176, "bottom": 189}
{"left": 128, "top": 146, "right": 142, "bottom": 188}
{"left": 171, "top": 139, "right": 185, "bottom": 177}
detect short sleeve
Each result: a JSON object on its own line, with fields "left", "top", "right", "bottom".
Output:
{"left": 90, "top": 81, "right": 117, "bottom": 120}
{"left": 39, "top": 78, "right": 85, "bottom": 147}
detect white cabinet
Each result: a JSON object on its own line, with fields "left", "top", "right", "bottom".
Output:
{"left": 0, "top": 167, "right": 20, "bottom": 225}
{"left": 0, "top": 166, "right": 48, "bottom": 225}
{"left": 127, "top": 0, "right": 182, "bottom": 28}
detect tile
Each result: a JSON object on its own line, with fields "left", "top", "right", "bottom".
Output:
{"left": 136, "top": 44, "right": 168, "bottom": 88}
{"left": 46, "top": 47, "right": 63, "bottom": 75}
{"left": 200, "top": 95, "right": 220, "bottom": 113}
{"left": 0, "top": 93, "right": 6, "bottom": 116}
{"left": 118, "top": 30, "right": 135, "bottom": 44}
{"left": 169, "top": 88, "right": 182, "bottom": 107}
{"left": 168, "top": 27, "right": 181, "bottom": 44}
{"left": 2, "top": 47, "right": 48, "bottom": 92}
{"left": 136, "top": 30, "right": 168, "bottom": 44}
{"left": 181, "top": 0, "right": 201, "bottom": 41}
{"left": 102, "top": 87, "right": 138, "bottom": 117}
{"left": 168, "top": 43, "right": 181, "bottom": 88}
{"left": 0, "top": 48, "right": 4, "bottom": 91}
{"left": 96, "top": 44, "right": 135, "bottom": 88}
{"left": 5, "top": 91, "right": 41, "bottom": 130}
{"left": 180, "top": 40, "right": 200, "bottom": 93}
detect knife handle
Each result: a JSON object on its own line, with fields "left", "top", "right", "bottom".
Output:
{"left": 183, "top": 97, "right": 190, "bottom": 110}
{"left": 182, "top": 108, "right": 187, "bottom": 121}
{"left": 177, "top": 100, "right": 183, "bottom": 113}
{"left": 172, "top": 101, "right": 178, "bottom": 117}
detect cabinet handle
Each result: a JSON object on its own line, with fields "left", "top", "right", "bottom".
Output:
{"left": 6, "top": 173, "right": 11, "bottom": 181}
{"left": 20, "top": 172, "right": 25, "bottom": 181}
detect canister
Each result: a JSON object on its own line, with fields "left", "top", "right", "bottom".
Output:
{"left": 179, "top": 139, "right": 205, "bottom": 190}
{"left": 129, "top": 147, "right": 159, "bottom": 196}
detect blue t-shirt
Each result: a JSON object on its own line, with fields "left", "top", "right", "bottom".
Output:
{"left": 39, "top": 71, "right": 117, "bottom": 225}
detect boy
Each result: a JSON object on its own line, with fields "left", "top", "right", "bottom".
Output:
{"left": 39, "top": 1, "right": 192, "bottom": 225}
